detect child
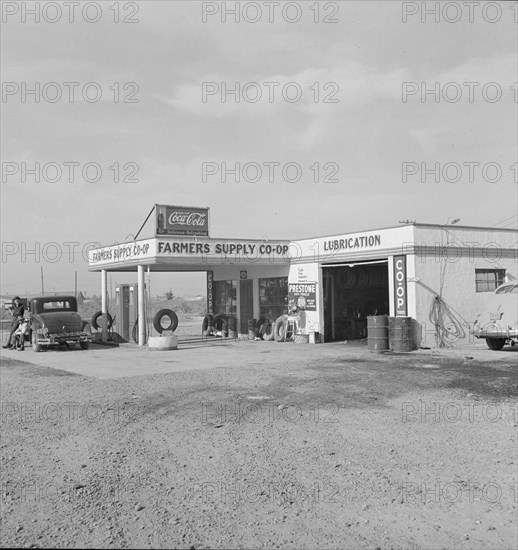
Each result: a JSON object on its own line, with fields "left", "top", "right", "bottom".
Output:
{"left": 12, "top": 319, "right": 29, "bottom": 351}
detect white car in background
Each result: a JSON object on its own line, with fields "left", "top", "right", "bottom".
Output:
{"left": 473, "top": 282, "right": 518, "bottom": 350}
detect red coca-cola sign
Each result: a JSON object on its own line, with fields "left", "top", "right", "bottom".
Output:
{"left": 156, "top": 205, "right": 209, "bottom": 236}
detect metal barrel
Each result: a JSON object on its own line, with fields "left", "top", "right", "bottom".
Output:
{"left": 367, "top": 315, "right": 389, "bottom": 352}
{"left": 389, "top": 316, "right": 416, "bottom": 352}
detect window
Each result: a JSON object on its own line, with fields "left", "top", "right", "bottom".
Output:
{"left": 41, "top": 300, "right": 74, "bottom": 311}
{"left": 214, "top": 280, "right": 237, "bottom": 316}
{"left": 259, "top": 277, "right": 288, "bottom": 319}
{"left": 475, "top": 269, "right": 506, "bottom": 293}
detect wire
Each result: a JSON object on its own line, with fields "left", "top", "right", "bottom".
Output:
{"left": 429, "top": 295, "right": 470, "bottom": 348}
{"left": 491, "top": 214, "right": 518, "bottom": 227}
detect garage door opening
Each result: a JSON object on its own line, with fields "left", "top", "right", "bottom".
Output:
{"left": 323, "top": 260, "right": 389, "bottom": 342}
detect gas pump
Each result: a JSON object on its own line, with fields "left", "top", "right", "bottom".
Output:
{"left": 115, "top": 283, "right": 139, "bottom": 341}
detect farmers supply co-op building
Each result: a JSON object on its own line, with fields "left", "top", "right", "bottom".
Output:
{"left": 89, "top": 205, "right": 518, "bottom": 347}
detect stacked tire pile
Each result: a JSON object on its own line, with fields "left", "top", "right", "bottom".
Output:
{"left": 201, "top": 314, "right": 296, "bottom": 342}
{"left": 251, "top": 316, "right": 293, "bottom": 342}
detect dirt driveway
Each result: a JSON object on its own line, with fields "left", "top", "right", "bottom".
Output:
{"left": 1, "top": 342, "right": 516, "bottom": 549}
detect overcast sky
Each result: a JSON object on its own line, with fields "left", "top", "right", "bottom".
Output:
{"left": 1, "top": 0, "right": 517, "bottom": 297}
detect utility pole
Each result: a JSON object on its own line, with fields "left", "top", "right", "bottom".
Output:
{"left": 40, "top": 267, "right": 45, "bottom": 295}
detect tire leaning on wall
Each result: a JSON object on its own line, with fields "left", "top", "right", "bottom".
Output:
{"left": 91, "top": 311, "right": 114, "bottom": 331}
{"left": 273, "top": 315, "right": 287, "bottom": 342}
{"left": 213, "top": 314, "right": 229, "bottom": 336}
{"left": 255, "top": 317, "right": 268, "bottom": 338}
{"left": 262, "top": 320, "right": 275, "bottom": 341}
{"left": 202, "top": 314, "right": 214, "bottom": 336}
{"left": 153, "top": 309, "right": 179, "bottom": 334}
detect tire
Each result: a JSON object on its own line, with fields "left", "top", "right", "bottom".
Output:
{"left": 255, "top": 317, "right": 268, "bottom": 338}
{"left": 31, "top": 330, "right": 42, "bottom": 353}
{"left": 92, "top": 311, "right": 113, "bottom": 331}
{"left": 262, "top": 320, "right": 274, "bottom": 341}
{"left": 80, "top": 341, "right": 89, "bottom": 350}
{"left": 202, "top": 314, "right": 214, "bottom": 335}
{"left": 486, "top": 338, "right": 506, "bottom": 351}
{"left": 273, "top": 315, "right": 287, "bottom": 342}
{"left": 153, "top": 309, "right": 178, "bottom": 334}
{"left": 213, "top": 314, "right": 229, "bottom": 336}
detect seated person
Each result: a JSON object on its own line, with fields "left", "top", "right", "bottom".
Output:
{"left": 3, "top": 296, "right": 25, "bottom": 349}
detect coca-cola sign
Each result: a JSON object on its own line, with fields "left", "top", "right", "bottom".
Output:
{"left": 156, "top": 205, "right": 210, "bottom": 236}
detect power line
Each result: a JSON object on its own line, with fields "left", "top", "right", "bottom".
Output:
{"left": 491, "top": 214, "right": 518, "bottom": 227}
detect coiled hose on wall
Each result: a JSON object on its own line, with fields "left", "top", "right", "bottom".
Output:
{"left": 429, "top": 295, "right": 469, "bottom": 348}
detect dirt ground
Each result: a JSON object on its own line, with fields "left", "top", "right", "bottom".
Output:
{"left": 0, "top": 341, "right": 516, "bottom": 549}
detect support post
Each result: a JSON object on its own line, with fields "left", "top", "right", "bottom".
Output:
{"left": 101, "top": 269, "right": 108, "bottom": 342}
{"left": 138, "top": 265, "right": 145, "bottom": 348}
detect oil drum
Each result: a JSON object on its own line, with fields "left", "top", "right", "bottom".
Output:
{"left": 389, "top": 316, "right": 416, "bottom": 352}
{"left": 367, "top": 315, "right": 389, "bottom": 352}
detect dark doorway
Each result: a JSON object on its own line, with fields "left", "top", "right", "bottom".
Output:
{"left": 323, "top": 261, "right": 389, "bottom": 342}
{"left": 239, "top": 279, "right": 253, "bottom": 333}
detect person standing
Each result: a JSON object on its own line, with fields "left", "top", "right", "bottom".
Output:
{"left": 3, "top": 296, "right": 25, "bottom": 349}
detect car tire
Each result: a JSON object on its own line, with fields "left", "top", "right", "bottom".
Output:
{"left": 202, "top": 314, "right": 214, "bottom": 335}
{"left": 213, "top": 314, "right": 229, "bottom": 336}
{"left": 31, "top": 330, "right": 42, "bottom": 353}
{"left": 262, "top": 320, "right": 274, "bottom": 341}
{"left": 153, "top": 309, "right": 179, "bottom": 334}
{"left": 79, "top": 341, "right": 90, "bottom": 350}
{"left": 92, "top": 311, "right": 114, "bottom": 331}
{"left": 486, "top": 338, "right": 506, "bottom": 351}
{"left": 273, "top": 315, "right": 287, "bottom": 342}
{"left": 255, "top": 317, "right": 268, "bottom": 338}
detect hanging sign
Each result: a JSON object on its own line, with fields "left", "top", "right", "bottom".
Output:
{"left": 288, "top": 282, "right": 317, "bottom": 311}
{"left": 156, "top": 205, "right": 209, "bottom": 236}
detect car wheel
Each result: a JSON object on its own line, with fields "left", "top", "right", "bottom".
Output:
{"left": 486, "top": 338, "right": 506, "bottom": 351}
{"left": 79, "top": 341, "right": 89, "bottom": 350}
{"left": 31, "top": 331, "right": 42, "bottom": 352}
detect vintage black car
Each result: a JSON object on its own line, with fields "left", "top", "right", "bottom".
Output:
{"left": 29, "top": 296, "right": 92, "bottom": 352}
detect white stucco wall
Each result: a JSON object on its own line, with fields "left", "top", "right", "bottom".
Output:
{"left": 411, "top": 226, "right": 517, "bottom": 347}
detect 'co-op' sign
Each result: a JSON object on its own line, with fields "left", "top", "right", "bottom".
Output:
{"left": 394, "top": 255, "right": 407, "bottom": 316}
{"left": 132, "top": 243, "right": 150, "bottom": 255}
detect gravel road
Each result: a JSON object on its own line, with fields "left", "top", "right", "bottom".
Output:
{"left": 1, "top": 343, "right": 516, "bottom": 549}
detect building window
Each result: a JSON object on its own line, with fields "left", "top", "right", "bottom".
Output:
{"left": 214, "top": 280, "right": 237, "bottom": 316}
{"left": 475, "top": 269, "right": 506, "bottom": 293}
{"left": 259, "top": 277, "right": 288, "bottom": 319}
